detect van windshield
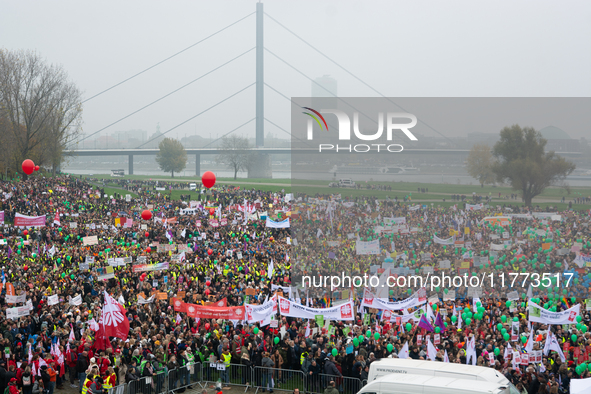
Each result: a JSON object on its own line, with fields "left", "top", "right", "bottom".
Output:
{"left": 501, "top": 383, "right": 521, "bottom": 394}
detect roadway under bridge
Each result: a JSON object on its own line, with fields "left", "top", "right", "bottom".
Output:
{"left": 70, "top": 148, "right": 581, "bottom": 176}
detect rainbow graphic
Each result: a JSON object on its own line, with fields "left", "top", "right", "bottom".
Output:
{"left": 302, "top": 107, "right": 328, "bottom": 131}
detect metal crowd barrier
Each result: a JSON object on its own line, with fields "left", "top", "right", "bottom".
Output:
{"left": 253, "top": 366, "right": 306, "bottom": 393}
{"left": 118, "top": 363, "right": 364, "bottom": 394}
{"left": 311, "top": 374, "right": 363, "bottom": 394}
{"left": 201, "top": 362, "right": 251, "bottom": 390}
{"left": 107, "top": 384, "right": 128, "bottom": 394}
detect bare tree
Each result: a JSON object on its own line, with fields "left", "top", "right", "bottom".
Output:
{"left": 0, "top": 49, "right": 83, "bottom": 176}
{"left": 217, "top": 135, "right": 253, "bottom": 179}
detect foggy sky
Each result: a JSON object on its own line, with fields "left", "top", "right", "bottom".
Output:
{"left": 1, "top": 0, "right": 590, "bottom": 144}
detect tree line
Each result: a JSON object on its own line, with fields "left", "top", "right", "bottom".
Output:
{"left": 0, "top": 49, "right": 83, "bottom": 177}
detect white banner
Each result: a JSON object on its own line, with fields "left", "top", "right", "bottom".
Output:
{"left": 278, "top": 296, "right": 354, "bottom": 320}
{"left": 69, "top": 295, "right": 83, "bottom": 306}
{"left": 387, "top": 306, "right": 426, "bottom": 324}
{"left": 6, "top": 294, "right": 26, "bottom": 304}
{"left": 137, "top": 295, "right": 155, "bottom": 304}
{"left": 271, "top": 285, "right": 292, "bottom": 298}
{"left": 266, "top": 217, "right": 290, "bottom": 228}
{"left": 408, "top": 205, "right": 421, "bottom": 211}
{"left": 361, "top": 287, "right": 427, "bottom": 311}
{"left": 6, "top": 306, "right": 30, "bottom": 319}
{"left": 528, "top": 302, "right": 580, "bottom": 325}
{"left": 434, "top": 235, "right": 454, "bottom": 245}
{"left": 245, "top": 299, "right": 277, "bottom": 323}
{"left": 384, "top": 217, "right": 406, "bottom": 225}
{"left": 466, "top": 203, "right": 483, "bottom": 211}
{"left": 356, "top": 239, "right": 381, "bottom": 255}
{"left": 47, "top": 295, "right": 59, "bottom": 306}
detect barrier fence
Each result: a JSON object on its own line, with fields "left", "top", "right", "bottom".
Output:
{"left": 115, "top": 362, "right": 366, "bottom": 394}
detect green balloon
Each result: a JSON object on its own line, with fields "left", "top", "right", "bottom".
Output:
{"left": 253, "top": 327, "right": 259, "bottom": 334}
{"left": 331, "top": 348, "right": 338, "bottom": 357}
{"left": 572, "top": 334, "right": 577, "bottom": 343}
{"left": 374, "top": 332, "right": 380, "bottom": 340}
{"left": 387, "top": 343, "right": 393, "bottom": 352}
{"left": 494, "top": 348, "right": 500, "bottom": 356}
{"left": 353, "top": 338, "right": 359, "bottom": 347}
{"left": 366, "top": 330, "right": 371, "bottom": 337}
{"left": 274, "top": 337, "right": 280, "bottom": 345}
{"left": 503, "top": 333, "right": 510, "bottom": 341}
{"left": 435, "top": 327, "right": 441, "bottom": 334}
{"left": 405, "top": 323, "right": 412, "bottom": 332}
{"left": 497, "top": 323, "right": 502, "bottom": 330}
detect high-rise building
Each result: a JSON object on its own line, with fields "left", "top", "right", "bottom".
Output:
{"left": 312, "top": 75, "right": 337, "bottom": 109}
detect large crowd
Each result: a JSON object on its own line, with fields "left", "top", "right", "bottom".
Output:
{"left": 0, "top": 175, "right": 590, "bottom": 394}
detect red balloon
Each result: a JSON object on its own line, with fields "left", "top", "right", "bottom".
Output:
{"left": 141, "top": 210, "right": 152, "bottom": 220}
{"left": 145, "top": 232, "right": 150, "bottom": 237}
{"left": 22, "top": 159, "right": 35, "bottom": 175}
{"left": 205, "top": 323, "right": 210, "bottom": 330}
{"left": 204, "top": 289, "right": 210, "bottom": 296}
{"left": 202, "top": 171, "right": 216, "bottom": 189}
{"left": 139, "top": 275, "right": 145, "bottom": 282}
{"left": 207, "top": 249, "right": 213, "bottom": 255}
{"left": 205, "top": 280, "right": 211, "bottom": 286}
{"left": 146, "top": 247, "right": 151, "bottom": 253}
{"left": 209, "top": 208, "right": 215, "bottom": 216}
{"left": 23, "top": 230, "right": 28, "bottom": 236}
{"left": 34, "top": 165, "right": 40, "bottom": 171}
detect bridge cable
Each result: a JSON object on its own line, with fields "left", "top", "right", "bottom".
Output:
{"left": 265, "top": 12, "right": 456, "bottom": 146}
{"left": 265, "top": 47, "right": 387, "bottom": 127}
{"left": 73, "top": 48, "right": 255, "bottom": 147}
{"left": 81, "top": 12, "right": 255, "bottom": 103}
{"left": 264, "top": 117, "right": 314, "bottom": 148}
{"left": 135, "top": 82, "right": 256, "bottom": 148}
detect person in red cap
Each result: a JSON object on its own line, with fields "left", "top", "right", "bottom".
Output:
{"left": 7, "top": 378, "right": 19, "bottom": 394}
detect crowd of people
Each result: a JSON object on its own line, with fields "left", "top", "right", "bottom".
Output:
{"left": 0, "top": 175, "right": 589, "bottom": 394}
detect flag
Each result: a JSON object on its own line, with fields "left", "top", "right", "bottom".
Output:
{"left": 418, "top": 313, "right": 434, "bottom": 332}
{"left": 435, "top": 312, "right": 446, "bottom": 332}
{"left": 524, "top": 329, "right": 534, "bottom": 354}
{"left": 544, "top": 330, "right": 566, "bottom": 362}
{"left": 466, "top": 336, "right": 477, "bottom": 365}
{"left": 98, "top": 291, "right": 129, "bottom": 340}
{"left": 267, "top": 260, "right": 274, "bottom": 279}
{"left": 181, "top": 229, "right": 186, "bottom": 238}
{"left": 53, "top": 211, "right": 60, "bottom": 226}
{"left": 305, "top": 321, "right": 310, "bottom": 338}
{"left": 426, "top": 337, "right": 437, "bottom": 361}
{"left": 444, "top": 349, "right": 450, "bottom": 363}
{"left": 69, "top": 326, "right": 75, "bottom": 342}
{"left": 398, "top": 342, "right": 409, "bottom": 359}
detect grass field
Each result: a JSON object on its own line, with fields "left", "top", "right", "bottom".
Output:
{"left": 68, "top": 172, "right": 591, "bottom": 209}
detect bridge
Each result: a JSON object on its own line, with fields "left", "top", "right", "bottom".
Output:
{"left": 70, "top": 4, "right": 584, "bottom": 179}
{"left": 70, "top": 148, "right": 581, "bottom": 176}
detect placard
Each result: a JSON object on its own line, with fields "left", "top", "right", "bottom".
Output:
{"left": 83, "top": 236, "right": 98, "bottom": 246}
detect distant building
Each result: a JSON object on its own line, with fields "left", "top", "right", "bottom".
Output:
{"left": 539, "top": 126, "right": 581, "bottom": 152}
{"left": 312, "top": 75, "right": 337, "bottom": 109}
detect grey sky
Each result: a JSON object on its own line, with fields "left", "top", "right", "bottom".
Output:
{"left": 1, "top": 0, "right": 590, "bottom": 143}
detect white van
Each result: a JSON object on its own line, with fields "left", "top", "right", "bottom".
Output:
{"left": 368, "top": 358, "right": 510, "bottom": 386}
{"left": 189, "top": 183, "right": 197, "bottom": 191}
{"left": 339, "top": 179, "right": 356, "bottom": 187}
{"left": 359, "top": 374, "right": 518, "bottom": 394}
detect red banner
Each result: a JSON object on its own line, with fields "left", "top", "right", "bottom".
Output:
{"left": 185, "top": 304, "right": 245, "bottom": 320}
{"left": 14, "top": 213, "right": 46, "bottom": 227}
